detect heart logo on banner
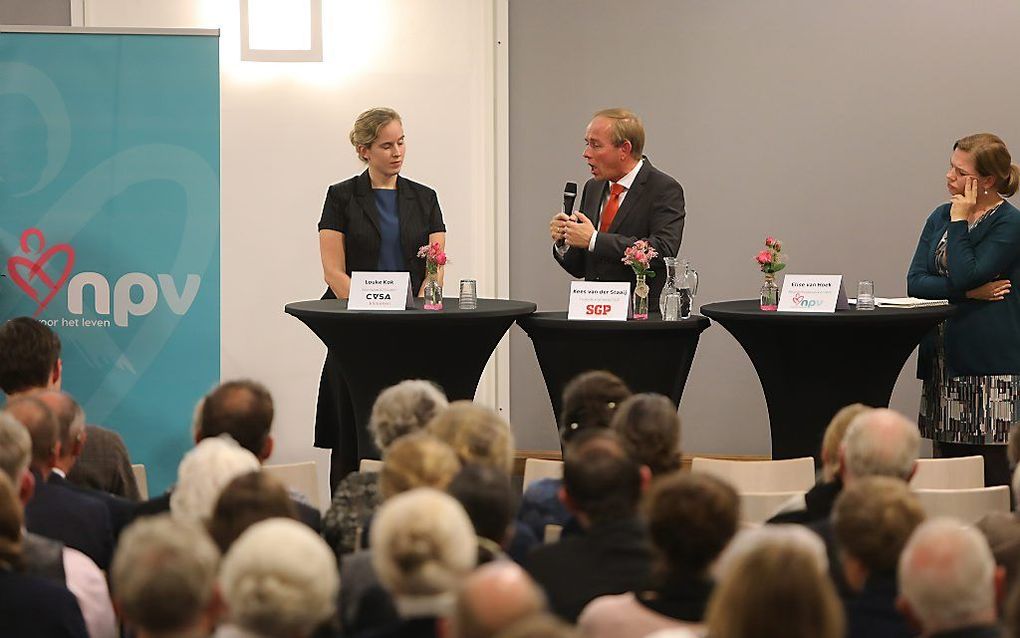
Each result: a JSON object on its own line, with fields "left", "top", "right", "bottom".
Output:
{"left": 6, "top": 228, "right": 76, "bottom": 317}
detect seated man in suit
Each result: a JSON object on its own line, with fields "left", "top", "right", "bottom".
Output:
{"left": 549, "top": 108, "right": 685, "bottom": 306}
{"left": 35, "top": 390, "right": 135, "bottom": 540}
{"left": 4, "top": 395, "right": 114, "bottom": 571}
{"left": 524, "top": 430, "right": 652, "bottom": 622}
{"left": 135, "top": 379, "right": 321, "bottom": 531}
{"left": 0, "top": 316, "right": 139, "bottom": 500}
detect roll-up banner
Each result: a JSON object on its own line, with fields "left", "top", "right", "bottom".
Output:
{"left": 0, "top": 27, "right": 220, "bottom": 494}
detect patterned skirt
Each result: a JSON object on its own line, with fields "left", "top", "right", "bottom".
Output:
{"left": 919, "top": 326, "right": 1020, "bottom": 445}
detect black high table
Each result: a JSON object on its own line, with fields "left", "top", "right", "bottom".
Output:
{"left": 517, "top": 312, "right": 711, "bottom": 427}
{"left": 286, "top": 298, "right": 536, "bottom": 460}
{"left": 701, "top": 300, "right": 954, "bottom": 460}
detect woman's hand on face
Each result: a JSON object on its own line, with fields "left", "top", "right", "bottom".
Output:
{"left": 950, "top": 177, "right": 979, "bottom": 221}
{"left": 966, "top": 279, "right": 1011, "bottom": 301}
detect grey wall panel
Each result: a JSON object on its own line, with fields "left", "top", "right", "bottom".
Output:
{"left": 509, "top": 0, "right": 1020, "bottom": 454}
{"left": 0, "top": 0, "right": 70, "bottom": 25}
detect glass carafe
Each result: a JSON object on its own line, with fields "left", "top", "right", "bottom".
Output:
{"left": 659, "top": 257, "right": 680, "bottom": 320}
{"left": 679, "top": 259, "right": 699, "bottom": 319}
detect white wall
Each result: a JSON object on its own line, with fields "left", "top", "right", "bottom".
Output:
{"left": 85, "top": 0, "right": 500, "bottom": 506}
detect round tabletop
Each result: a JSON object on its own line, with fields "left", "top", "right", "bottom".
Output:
{"left": 285, "top": 297, "right": 537, "bottom": 323}
{"left": 518, "top": 311, "right": 710, "bottom": 333}
{"left": 701, "top": 299, "right": 954, "bottom": 325}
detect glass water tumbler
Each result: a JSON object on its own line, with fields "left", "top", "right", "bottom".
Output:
{"left": 459, "top": 279, "right": 478, "bottom": 310}
{"left": 856, "top": 280, "right": 875, "bottom": 311}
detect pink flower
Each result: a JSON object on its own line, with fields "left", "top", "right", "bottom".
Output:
{"left": 756, "top": 250, "right": 772, "bottom": 265}
{"left": 773, "top": 241, "right": 781, "bottom": 251}
{"left": 765, "top": 236, "right": 776, "bottom": 247}
{"left": 436, "top": 254, "right": 447, "bottom": 266}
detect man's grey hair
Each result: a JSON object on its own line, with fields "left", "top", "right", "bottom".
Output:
{"left": 842, "top": 408, "right": 920, "bottom": 481}
{"left": 369, "top": 379, "right": 449, "bottom": 451}
{"left": 898, "top": 518, "right": 997, "bottom": 633}
{"left": 169, "top": 435, "right": 260, "bottom": 524}
{"left": 713, "top": 524, "right": 829, "bottom": 581}
{"left": 220, "top": 518, "right": 339, "bottom": 637}
{"left": 34, "top": 390, "right": 85, "bottom": 454}
{"left": 0, "top": 412, "right": 31, "bottom": 482}
{"left": 111, "top": 514, "right": 221, "bottom": 634}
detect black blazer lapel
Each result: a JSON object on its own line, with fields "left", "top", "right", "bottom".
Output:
{"left": 353, "top": 170, "right": 382, "bottom": 237}
{"left": 608, "top": 159, "right": 652, "bottom": 234}
{"left": 396, "top": 176, "right": 421, "bottom": 267}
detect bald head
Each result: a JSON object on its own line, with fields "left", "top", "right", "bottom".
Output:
{"left": 33, "top": 390, "right": 85, "bottom": 464}
{"left": 3, "top": 395, "right": 58, "bottom": 471}
{"left": 841, "top": 408, "right": 919, "bottom": 483}
{"left": 454, "top": 561, "right": 546, "bottom": 638}
{"left": 898, "top": 518, "right": 999, "bottom": 633}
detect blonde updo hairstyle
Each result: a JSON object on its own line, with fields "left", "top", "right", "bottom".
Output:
{"left": 954, "top": 133, "right": 1020, "bottom": 198}
{"left": 379, "top": 432, "right": 461, "bottom": 500}
{"left": 350, "top": 107, "right": 402, "bottom": 163}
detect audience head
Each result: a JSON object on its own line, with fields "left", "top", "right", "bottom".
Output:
{"left": 4, "top": 394, "right": 58, "bottom": 471}
{"left": 0, "top": 470, "right": 23, "bottom": 571}
{"left": 953, "top": 133, "right": 1020, "bottom": 198}
{"left": 0, "top": 412, "right": 32, "bottom": 490}
{"left": 453, "top": 561, "right": 546, "bottom": 638}
{"left": 370, "top": 379, "right": 449, "bottom": 451}
{"left": 371, "top": 488, "right": 476, "bottom": 607}
{"left": 0, "top": 317, "right": 61, "bottom": 395}
{"left": 562, "top": 430, "right": 644, "bottom": 526}
{"left": 832, "top": 476, "right": 925, "bottom": 592}
{"left": 380, "top": 432, "right": 461, "bottom": 500}
{"left": 111, "top": 515, "right": 222, "bottom": 636}
{"left": 820, "top": 403, "right": 869, "bottom": 482}
{"left": 207, "top": 470, "right": 298, "bottom": 553}
{"left": 708, "top": 525, "right": 843, "bottom": 638}
{"left": 170, "top": 435, "right": 261, "bottom": 524}
{"left": 34, "top": 390, "right": 85, "bottom": 467}
{"left": 645, "top": 472, "right": 739, "bottom": 580}
{"left": 194, "top": 379, "right": 274, "bottom": 461}
{"left": 610, "top": 393, "right": 681, "bottom": 476}
{"left": 219, "top": 518, "right": 338, "bottom": 637}
{"left": 840, "top": 408, "right": 919, "bottom": 484}
{"left": 428, "top": 401, "right": 514, "bottom": 474}
{"left": 447, "top": 464, "right": 515, "bottom": 559}
{"left": 558, "top": 371, "right": 631, "bottom": 443}
{"left": 898, "top": 518, "right": 1002, "bottom": 634}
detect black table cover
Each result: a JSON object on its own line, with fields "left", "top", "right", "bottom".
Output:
{"left": 701, "top": 300, "right": 954, "bottom": 460}
{"left": 517, "top": 312, "right": 711, "bottom": 430}
{"left": 286, "top": 297, "right": 536, "bottom": 458}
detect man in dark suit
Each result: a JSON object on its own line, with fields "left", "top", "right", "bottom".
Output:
{"left": 550, "top": 108, "right": 685, "bottom": 305}
{"left": 37, "top": 390, "right": 135, "bottom": 539}
{"left": 6, "top": 395, "right": 114, "bottom": 570}
{"left": 135, "top": 380, "right": 322, "bottom": 532}
{"left": 524, "top": 430, "right": 652, "bottom": 622}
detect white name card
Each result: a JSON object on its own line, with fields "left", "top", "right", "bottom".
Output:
{"left": 348, "top": 271, "right": 413, "bottom": 311}
{"left": 567, "top": 281, "right": 631, "bottom": 321}
{"left": 777, "top": 274, "right": 849, "bottom": 313}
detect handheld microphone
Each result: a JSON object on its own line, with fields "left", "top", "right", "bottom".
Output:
{"left": 557, "top": 182, "right": 578, "bottom": 248}
{"left": 563, "top": 181, "right": 577, "bottom": 216}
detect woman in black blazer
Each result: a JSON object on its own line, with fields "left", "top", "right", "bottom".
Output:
{"left": 316, "top": 108, "right": 447, "bottom": 489}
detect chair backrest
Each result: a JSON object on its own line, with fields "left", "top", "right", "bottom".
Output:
{"left": 523, "top": 458, "right": 564, "bottom": 493}
{"left": 740, "top": 491, "right": 806, "bottom": 526}
{"left": 913, "top": 486, "right": 1011, "bottom": 523}
{"left": 690, "top": 457, "right": 816, "bottom": 492}
{"left": 910, "top": 456, "right": 985, "bottom": 489}
{"left": 359, "top": 458, "right": 384, "bottom": 474}
{"left": 131, "top": 464, "right": 148, "bottom": 501}
{"left": 262, "top": 461, "right": 321, "bottom": 511}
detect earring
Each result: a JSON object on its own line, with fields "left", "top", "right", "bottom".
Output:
{"left": 984, "top": 190, "right": 989, "bottom": 195}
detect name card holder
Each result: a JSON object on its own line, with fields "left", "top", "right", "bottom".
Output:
{"left": 348, "top": 271, "right": 413, "bottom": 311}
{"left": 567, "top": 281, "right": 631, "bottom": 320}
{"left": 777, "top": 274, "right": 849, "bottom": 313}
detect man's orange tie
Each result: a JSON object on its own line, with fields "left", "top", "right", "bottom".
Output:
{"left": 599, "top": 183, "right": 626, "bottom": 232}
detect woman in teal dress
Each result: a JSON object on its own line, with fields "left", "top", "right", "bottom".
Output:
{"left": 907, "top": 133, "right": 1020, "bottom": 486}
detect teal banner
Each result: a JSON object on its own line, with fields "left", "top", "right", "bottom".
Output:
{"left": 0, "top": 31, "right": 220, "bottom": 495}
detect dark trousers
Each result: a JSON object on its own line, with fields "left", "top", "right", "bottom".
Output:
{"left": 933, "top": 441, "right": 1011, "bottom": 488}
